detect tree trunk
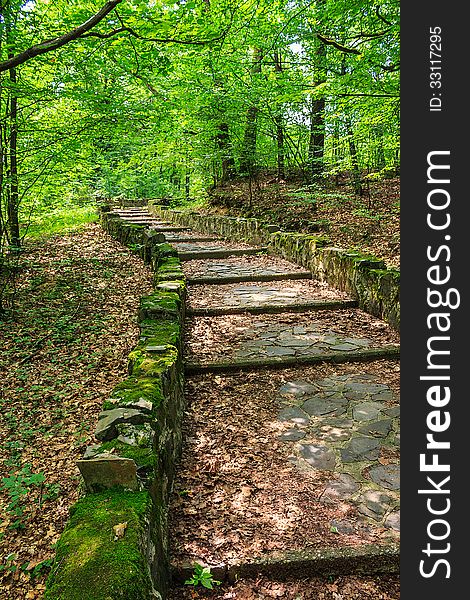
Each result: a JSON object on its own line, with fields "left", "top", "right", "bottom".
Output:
{"left": 346, "top": 117, "right": 363, "bottom": 196}
{"left": 217, "top": 122, "right": 236, "bottom": 183}
{"left": 274, "top": 51, "right": 285, "bottom": 180}
{"left": 240, "top": 48, "right": 262, "bottom": 176}
{"left": 185, "top": 171, "right": 190, "bottom": 201}
{"left": 275, "top": 114, "right": 285, "bottom": 180}
{"left": 307, "top": 0, "right": 326, "bottom": 182}
{"left": 308, "top": 96, "right": 325, "bottom": 181}
{"left": 374, "top": 127, "right": 386, "bottom": 170}
{"left": 8, "top": 59, "right": 19, "bottom": 249}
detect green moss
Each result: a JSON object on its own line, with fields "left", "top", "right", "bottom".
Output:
{"left": 139, "top": 291, "right": 181, "bottom": 318}
{"left": 154, "top": 272, "right": 184, "bottom": 283}
{"left": 157, "top": 256, "right": 182, "bottom": 271}
{"left": 44, "top": 490, "right": 154, "bottom": 600}
{"left": 303, "top": 234, "right": 330, "bottom": 247}
{"left": 344, "top": 249, "right": 385, "bottom": 269}
{"left": 129, "top": 347, "right": 178, "bottom": 377}
{"left": 138, "top": 319, "right": 180, "bottom": 347}
{"left": 156, "top": 279, "right": 186, "bottom": 296}
{"left": 155, "top": 242, "right": 178, "bottom": 257}
{"left": 370, "top": 268, "right": 400, "bottom": 282}
{"left": 94, "top": 441, "right": 156, "bottom": 469}
{"left": 127, "top": 223, "right": 146, "bottom": 230}
{"left": 103, "top": 377, "right": 164, "bottom": 411}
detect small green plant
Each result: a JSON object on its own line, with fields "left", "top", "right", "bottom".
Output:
{"left": 27, "top": 557, "right": 55, "bottom": 579}
{"left": 352, "top": 207, "right": 382, "bottom": 221}
{"left": 184, "top": 563, "right": 221, "bottom": 590}
{"left": 0, "top": 465, "right": 46, "bottom": 529}
{"left": 0, "top": 553, "right": 18, "bottom": 574}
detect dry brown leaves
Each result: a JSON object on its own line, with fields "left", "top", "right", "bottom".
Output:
{"left": 168, "top": 571, "right": 400, "bottom": 599}
{"left": 0, "top": 223, "right": 152, "bottom": 599}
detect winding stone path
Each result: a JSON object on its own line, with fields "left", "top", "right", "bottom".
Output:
{"left": 112, "top": 207, "right": 400, "bottom": 587}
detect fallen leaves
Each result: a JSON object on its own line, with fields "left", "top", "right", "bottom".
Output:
{"left": 113, "top": 522, "right": 128, "bottom": 540}
{"left": 0, "top": 224, "right": 153, "bottom": 598}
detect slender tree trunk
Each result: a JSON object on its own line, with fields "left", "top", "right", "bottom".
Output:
{"left": 0, "top": 75, "right": 4, "bottom": 250}
{"left": 307, "top": 0, "right": 326, "bottom": 182}
{"left": 275, "top": 115, "right": 285, "bottom": 180}
{"left": 346, "top": 117, "right": 362, "bottom": 196}
{"left": 374, "top": 127, "right": 386, "bottom": 170}
{"left": 273, "top": 51, "right": 285, "bottom": 180}
{"left": 185, "top": 171, "right": 190, "bottom": 201}
{"left": 217, "top": 122, "right": 236, "bottom": 183}
{"left": 8, "top": 59, "right": 19, "bottom": 248}
{"left": 240, "top": 48, "right": 262, "bottom": 176}
{"left": 308, "top": 96, "right": 325, "bottom": 181}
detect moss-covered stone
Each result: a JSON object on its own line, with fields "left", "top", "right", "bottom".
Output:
{"left": 103, "top": 377, "right": 163, "bottom": 410}
{"left": 44, "top": 491, "right": 155, "bottom": 600}
{"left": 103, "top": 378, "right": 164, "bottom": 412}
{"left": 155, "top": 243, "right": 178, "bottom": 257}
{"left": 155, "top": 256, "right": 183, "bottom": 273}
{"left": 128, "top": 347, "right": 179, "bottom": 377}
{"left": 138, "top": 319, "right": 181, "bottom": 350}
{"left": 94, "top": 440, "right": 156, "bottom": 470}
{"left": 154, "top": 272, "right": 185, "bottom": 284}
{"left": 138, "top": 291, "right": 181, "bottom": 320}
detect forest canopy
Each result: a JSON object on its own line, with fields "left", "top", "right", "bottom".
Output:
{"left": 0, "top": 0, "right": 399, "bottom": 249}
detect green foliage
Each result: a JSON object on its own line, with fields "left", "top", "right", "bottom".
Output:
{"left": 184, "top": 563, "right": 222, "bottom": 590}
{"left": 0, "top": 0, "right": 399, "bottom": 294}
{"left": 22, "top": 206, "right": 98, "bottom": 240}
{"left": 0, "top": 465, "right": 46, "bottom": 529}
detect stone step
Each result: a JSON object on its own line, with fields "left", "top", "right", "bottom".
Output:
{"left": 184, "top": 346, "right": 400, "bottom": 373}
{"left": 163, "top": 234, "right": 219, "bottom": 243}
{"left": 187, "top": 271, "right": 312, "bottom": 285}
{"left": 187, "top": 298, "right": 358, "bottom": 316}
{"left": 122, "top": 219, "right": 168, "bottom": 224}
{"left": 111, "top": 212, "right": 153, "bottom": 217}
{"left": 168, "top": 363, "right": 400, "bottom": 589}
{"left": 149, "top": 226, "right": 192, "bottom": 233}
{"left": 171, "top": 544, "right": 399, "bottom": 585}
{"left": 112, "top": 209, "right": 149, "bottom": 213}
{"left": 176, "top": 247, "right": 267, "bottom": 261}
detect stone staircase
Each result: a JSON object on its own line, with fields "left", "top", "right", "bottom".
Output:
{"left": 112, "top": 207, "right": 400, "bottom": 596}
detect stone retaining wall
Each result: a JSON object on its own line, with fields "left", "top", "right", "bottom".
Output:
{"left": 45, "top": 212, "right": 186, "bottom": 600}
{"left": 148, "top": 205, "right": 400, "bottom": 330}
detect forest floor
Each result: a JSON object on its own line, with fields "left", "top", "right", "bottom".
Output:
{"left": 201, "top": 173, "right": 400, "bottom": 271}
{"left": 0, "top": 223, "right": 153, "bottom": 598}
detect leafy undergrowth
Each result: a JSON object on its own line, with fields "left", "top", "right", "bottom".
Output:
{"left": 0, "top": 223, "right": 153, "bottom": 599}
{"left": 199, "top": 173, "right": 400, "bottom": 270}
{"left": 20, "top": 205, "right": 98, "bottom": 240}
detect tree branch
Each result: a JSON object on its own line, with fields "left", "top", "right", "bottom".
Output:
{"left": 316, "top": 34, "right": 361, "bottom": 55}
{"left": 82, "top": 21, "right": 230, "bottom": 46}
{"left": 0, "top": 0, "right": 123, "bottom": 72}
{"left": 375, "top": 5, "right": 393, "bottom": 27}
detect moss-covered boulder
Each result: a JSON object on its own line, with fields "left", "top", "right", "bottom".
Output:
{"left": 44, "top": 490, "right": 157, "bottom": 600}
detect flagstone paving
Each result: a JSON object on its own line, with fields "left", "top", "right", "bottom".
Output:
{"left": 183, "top": 255, "right": 312, "bottom": 282}
{"left": 188, "top": 280, "right": 353, "bottom": 314}
{"left": 275, "top": 373, "right": 400, "bottom": 529}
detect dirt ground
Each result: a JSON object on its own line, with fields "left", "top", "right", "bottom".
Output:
{"left": 0, "top": 224, "right": 153, "bottom": 598}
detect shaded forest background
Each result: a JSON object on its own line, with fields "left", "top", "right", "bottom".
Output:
{"left": 0, "top": 0, "right": 399, "bottom": 312}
